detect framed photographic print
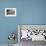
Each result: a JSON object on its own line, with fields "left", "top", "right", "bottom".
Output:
{"left": 5, "top": 8, "right": 16, "bottom": 17}
{"left": 18, "top": 24, "right": 46, "bottom": 42}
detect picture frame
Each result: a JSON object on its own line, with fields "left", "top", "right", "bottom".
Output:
{"left": 18, "top": 24, "right": 46, "bottom": 42}
{"left": 5, "top": 8, "right": 16, "bottom": 17}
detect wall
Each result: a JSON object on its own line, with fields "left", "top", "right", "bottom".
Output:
{"left": 0, "top": 0, "right": 46, "bottom": 44}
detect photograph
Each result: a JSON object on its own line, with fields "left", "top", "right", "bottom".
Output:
{"left": 18, "top": 24, "right": 46, "bottom": 46}
{"left": 5, "top": 8, "right": 16, "bottom": 16}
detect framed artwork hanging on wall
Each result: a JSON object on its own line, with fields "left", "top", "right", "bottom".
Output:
{"left": 5, "top": 8, "right": 16, "bottom": 17}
